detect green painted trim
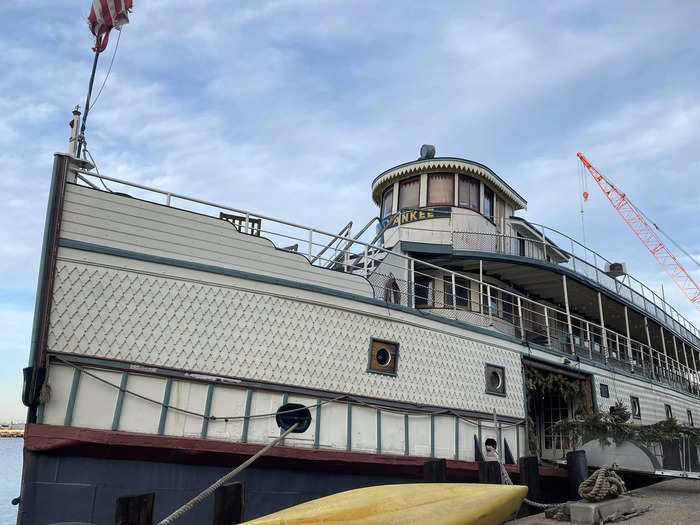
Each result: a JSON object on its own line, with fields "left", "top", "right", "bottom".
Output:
{"left": 346, "top": 403, "right": 352, "bottom": 452}
{"left": 158, "top": 377, "right": 172, "bottom": 435}
{"left": 111, "top": 371, "right": 128, "bottom": 431}
{"left": 454, "top": 415, "right": 459, "bottom": 460}
{"left": 201, "top": 383, "right": 214, "bottom": 438}
{"left": 376, "top": 408, "right": 382, "bottom": 454}
{"left": 314, "top": 398, "right": 321, "bottom": 450}
{"left": 65, "top": 368, "right": 81, "bottom": 426}
{"left": 241, "top": 389, "right": 253, "bottom": 443}
{"left": 280, "top": 392, "right": 289, "bottom": 445}
{"left": 27, "top": 154, "right": 67, "bottom": 423}
{"left": 430, "top": 414, "right": 435, "bottom": 457}
{"left": 401, "top": 241, "right": 452, "bottom": 255}
{"left": 498, "top": 421, "right": 503, "bottom": 457}
{"left": 36, "top": 403, "right": 44, "bottom": 424}
{"left": 404, "top": 414, "right": 409, "bottom": 455}
{"left": 477, "top": 420, "right": 482, "bottom": 455}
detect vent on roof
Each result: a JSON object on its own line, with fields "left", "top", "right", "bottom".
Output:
{"left": 605, "top": 262, "right": 627, "bottom": 278}
{"left": 419, "top": 144, "right": 435, "bottom": 159}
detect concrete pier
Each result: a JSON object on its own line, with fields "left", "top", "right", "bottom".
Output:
{"left": 511, "top": 478, "right": 700, "bottom": 524}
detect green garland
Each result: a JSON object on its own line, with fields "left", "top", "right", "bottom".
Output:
{"left": 525, "top": 368, "right": 587, "bottom": 402}
{"left": 553, "top": 400, "right": 700, "bottom": 449}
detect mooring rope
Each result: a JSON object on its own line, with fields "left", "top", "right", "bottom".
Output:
{"left": 578, "top": 464, "right": 626, "bottom": 502}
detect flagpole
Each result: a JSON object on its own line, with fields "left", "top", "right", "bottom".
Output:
{"left": 76, "top": 49, "right": 100, "bottom": 158}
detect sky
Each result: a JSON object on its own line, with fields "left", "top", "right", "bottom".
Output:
{"left": 1, "top": 0, "right": 699, "bottom": 420}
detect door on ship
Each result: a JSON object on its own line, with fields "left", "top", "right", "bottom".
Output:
{"left": 523, "top": 359, "right": 592, "bottom": 461}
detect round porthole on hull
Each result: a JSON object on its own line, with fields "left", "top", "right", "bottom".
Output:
{"left": 368, "top": 338, "right": 399, "bottom": 375}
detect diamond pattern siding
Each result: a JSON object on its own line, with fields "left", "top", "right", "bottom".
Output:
{"left": 48, "top": 259, "right": 524, "bottom": 417}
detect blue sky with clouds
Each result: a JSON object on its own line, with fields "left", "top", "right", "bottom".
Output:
{"left": 1, "top": 1, "right": 699, "bottom": 419}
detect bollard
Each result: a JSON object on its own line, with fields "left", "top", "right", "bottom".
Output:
{"left": 478, "top": 461, "right": 501, "bottom": 484}
{"left": 566, "top": 450, "right": 587, "bottom": 500}
{"left": 518, "top": 456, "right": 541, "bottom": 502}
{"left": 423, "top": 458, "right": 447, "bottom": 482}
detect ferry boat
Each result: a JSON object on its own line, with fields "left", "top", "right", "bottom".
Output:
{"left": 18, "top": 136, "right": 700, "bottom": 523}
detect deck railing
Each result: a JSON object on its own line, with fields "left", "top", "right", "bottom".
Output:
{"left": 71, "top": 166, "right": 700, "bottom": 397}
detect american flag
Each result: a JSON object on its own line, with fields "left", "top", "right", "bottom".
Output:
{"left": 88, "top": 0, "right": 133, "bottom": 53}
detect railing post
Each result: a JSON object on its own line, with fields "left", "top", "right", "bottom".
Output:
{"left": 624, "top": 306, "right": 633, "bottom": 370}
{"left": 486, "top": 285, "right": 492, "bottom": 319}
{"left": 672, "top": 336, "right": 681, "bottom": 378}
{"left": 570, "top": 240, "right": 576, "bottom": 272}
{"left": 517, "top": 296, "right": 525, "bottom": 340}
{"left": 596, "top": 291, "right": 608, "bottom": 362}
{"left": 308, "top": 230, "right": 313, "bottom": 258}
{"left": 644, "top": 317, "right": 655, "bottom": 377}
{"left": 363, "top": 246, "right": 369, "bottom": 277}
{"left": 451, "top": 273, "right": 457, "bottom": 312}
{"left": 562, "top": 275, "right": 575, "bottom": 354}
{"left": 593, "top": 253, "right": 599, "bottom": 283}
{"left": 587, "top": 323, "right": 592, "bottom": 359}
{"left": 479, "top": 260, "right": 484, "bottom": 315}
{"left": 245, "top": 212, "right": 250, "bottom": 234}
{"left": 544, "top": 306, "right": 551, "bottom": 346}
{"left": 660, "top": 326, "right": 670, "bottom": 381}
{"left": 165, "top": 193, "right": 171, "bottom": 206}
{"left": 410, "top": 259, "right": 416, "bottom": 309}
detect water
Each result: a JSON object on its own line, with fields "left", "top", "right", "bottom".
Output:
{"left": 0, "top": 438, "right": 22, "bottom": 525}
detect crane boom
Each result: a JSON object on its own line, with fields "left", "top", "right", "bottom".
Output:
{"left": 577, "top": 152, "right": 700, "bottom": 313}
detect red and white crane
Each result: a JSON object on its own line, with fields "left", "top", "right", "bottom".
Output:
{"left": 577, "top": 152, "right": 700, "bottom": 313}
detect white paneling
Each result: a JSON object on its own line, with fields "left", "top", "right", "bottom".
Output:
{"left": 118, "top": 373, "right": 165, "bottom": 434}
{"left": 72, "top": 369, "right": 122, "bottom": 430}
{"left": 381, "top": 411, "right": 405, "bottom": 455}
{"left": 318, "top": 401, "right": 347, "bottom": 450}
{"left": 457, "top": 418, "right": 475, "bottom": 461}
{"left": 434, "top": 415, "right": 455, "bottom": 459}
{"left": 206, "top": 386, "right": 247, "bottom": 441}
{"left": 42, "top": 364, "right": 75, "bottom": 426}
{"left": 61, "top": 184, "right": 372, "bottom": 297}
{"left": 408, "top": 414, "right": 431, "bottom": 457}
{"left": 246, "top": 390, "right": 284, "bottom": 445}
{"left": 351, "top": 405, "right": 377, "bottom": 453}
{"left": 163, "top": 380, "right": 209, "bottom": 438}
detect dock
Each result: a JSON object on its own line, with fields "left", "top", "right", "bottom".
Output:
{"left": 512, "top": 477, "right": 700, "bottom": 524}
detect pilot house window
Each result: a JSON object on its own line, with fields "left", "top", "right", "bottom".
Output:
{"left": 398, "top": 177, "right": 420, "bottom": 210}
{"left": 458, "top": 175, "right": 479, "bottom": 211}
{"left": 414, "top": 275, "right": 433, "bottom": 307}
{"left": 427, "top": 173, "right": 454, "bottom": 206}
{"left": 483, "top": 187, "right": 494, "bottom": 220}
{"left": 381, "top": 187, "right": 393, "bottom": 218}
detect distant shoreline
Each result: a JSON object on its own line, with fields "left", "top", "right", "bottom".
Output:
{"left": 0, "top": 430, "right": 23, "bottom": 438}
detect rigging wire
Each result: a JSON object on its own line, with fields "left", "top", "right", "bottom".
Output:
{"left": 88, "top": 28, "right": 122, "bottom": 112}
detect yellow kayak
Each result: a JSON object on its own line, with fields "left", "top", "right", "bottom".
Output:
{"left": 242, "top": 483, "right": 528, "bottom": 525}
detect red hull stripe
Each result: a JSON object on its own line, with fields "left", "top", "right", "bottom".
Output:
{"left": 24, "top": 423, "right": 566, "bottom": 479}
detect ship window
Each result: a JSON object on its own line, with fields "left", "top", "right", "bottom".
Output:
{"left": 599, "top": 383, "right": 609, "bottom": 398}
{"left": 665, "top": 404, "right": 673, "bottom": 419}
{"left": 483, "top": 187, "right": 494, "bottom": 220}
{"left": 398, "top": 177, "right": 420, "bottom": 210}
{"left": 517, "top": 233, "right": 526, "bottom": 257}
{"left": 630, "top": 396, "right": 641, "bottom": 419}
{"left": 444, "top": 275, "right": 470, "bottom": 309}
{"left": 427, "top": 173, "right": 454, "bottom": 206}
{"left": 367, "top": 338, "right": 399, "bottom": 376}
{"left": 688, "top": 410, "right": 694, "bottom": 427}
{"left": 458, "top": 175, "right": 479, "bottom": 211}
{"left": 485, "top": 364, "right": 506, "bottom": 396}
{"left": 482, "top": 288, "right": 498, "bottom": 315}
{"left": 381, "top": 186, "right": 394, "bottom": 218}
{"left": 414, "top": 275, "right": 433, "bottom": 307}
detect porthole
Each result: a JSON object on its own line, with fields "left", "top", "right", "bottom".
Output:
{"left": 367, "top": 338, "right": 399, "bottom": 376}
{"left": 485, "top": 364, "right": 506, "bottom": 396}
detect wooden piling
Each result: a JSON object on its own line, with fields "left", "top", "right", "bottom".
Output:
{"left": 566, "top": 450, "right": 588, "bottom": 500}
{"left": 423, "top": 458, "right": 447, "bottom": 482}
{"left": 478, "top": 461, "right": 501, "bottom": 484}
{"left": 518, "top": 456, "right": 541, "bottom": 509}
{"left": 213, "top": 482, "right": 245, "bottom": 525}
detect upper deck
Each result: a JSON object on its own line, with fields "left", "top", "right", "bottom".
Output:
{"left": 63, "top": 155, "right": 700, "bottom": 400}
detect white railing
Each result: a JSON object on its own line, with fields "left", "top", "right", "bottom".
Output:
{"left": 452, "top": 227, "right": 700, "bottom": 349}
{"left": 71, "top": 167, "right": 700, "bottom": 396}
